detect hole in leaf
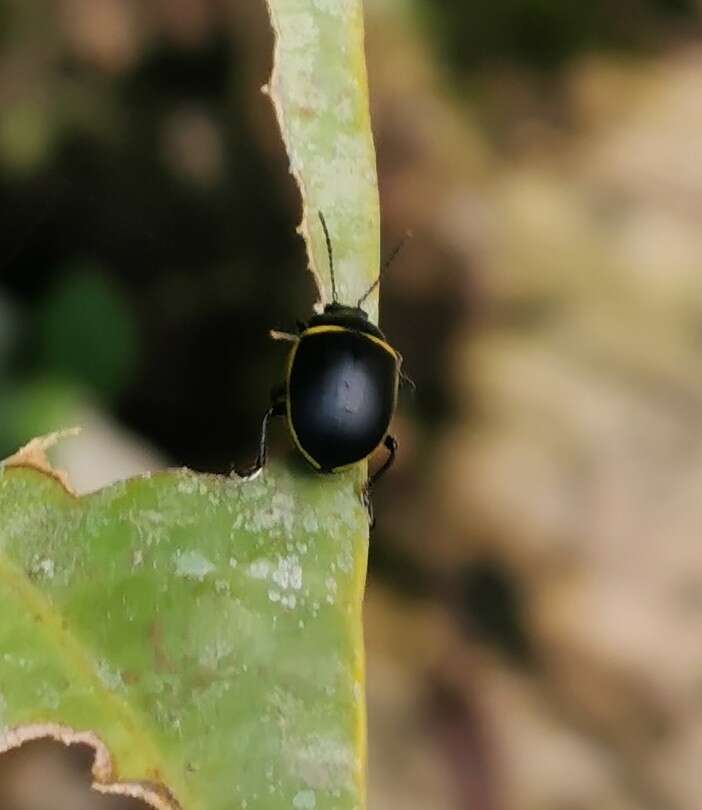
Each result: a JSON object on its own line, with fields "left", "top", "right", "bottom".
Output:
{"left": 0, "top": 739, "right": 147, "bottom": 810}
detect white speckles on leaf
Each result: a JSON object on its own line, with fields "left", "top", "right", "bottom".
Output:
{"left": 272, "top": 491, "right": 297, "bottom": 533}
{"left": 310, "top": 0, "right": 333, "bottom": 13}
{"left": 174, "top": 550, "right": 215, "bottom": 581}
{"left": 272, "top": 555, "right": 303, "bottom": 591}
{"left": 249, "top": 555, "right": 304, "bottom": 595}
{"left": 34, "top": 557, "right": 55, "bottom": 579}
{"left": 131, "top": 507, "right": 172, "bottom": 548}
{"left": 302, "top": 511, "right": 319, "bottom": 534}
{"left": 141, "top": 509, "right": 165, "bottom": 525}
{"left": 293, "top": 734, "right": 355, "bottom": 791}
{"left": 244, "top": 489, "right": 297, "bottom": 536}
{"left": 198, "top": 634, "right": 235, "bottom": 671}
{"left": 248, "top": 558, "right": 272, "bottom": 580}
{"left": 285, "top": 73, "right": 326, "bottom": 114}
{"left": 176, "top": 473, "right": 199, "bottom": 495}
{"left": 293, "top": 789, "right": 317, "bottom": 809}
{"left": 336, "top": 546, "right": 353, "bottom": 574}
{"left": 95, "top": 659, "right": 124, "bottom": 692}
{"left": 335, "top": 96, "right": 353, "bottom": 124}
{"left": 281, "top": 13, "right": 318, "bottom": 52}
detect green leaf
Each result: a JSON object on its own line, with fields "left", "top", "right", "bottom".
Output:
{"left": 265, "top": 0, "right": 381, "bottom": 322}
{"left": 0, "top": 378, "right": 84, "bottom": 458}
{"left": 0, "top": 458, "right": 368, "bottom": 810}
{"left": 36, "top": 269, "right": 139, "bottom": 400}
{"left": 0, "top": 0, "right": 379, "bottom": 807}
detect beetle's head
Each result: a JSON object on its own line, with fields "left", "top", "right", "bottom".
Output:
{"left": 308, "top": 301, "right": 384, "bottom": 339}
{"left": 323, "top": 302, "right": 368, "bottom": 320}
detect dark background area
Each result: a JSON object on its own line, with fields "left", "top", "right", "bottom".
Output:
{"left": 2, "top": 0, "right": 697, "bottom": 471}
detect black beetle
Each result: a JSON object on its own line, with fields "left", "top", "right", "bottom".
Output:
{"left": 241, "top": 213, "right": 409, "bottom": 518}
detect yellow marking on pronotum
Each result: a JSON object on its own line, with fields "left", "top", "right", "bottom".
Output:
{"left": 300, "top": 324, "right": 398, "bottom": 360}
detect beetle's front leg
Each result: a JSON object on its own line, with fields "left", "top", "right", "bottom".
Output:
{"left": 236, "top": 396, "right": 286, "bottom": 479}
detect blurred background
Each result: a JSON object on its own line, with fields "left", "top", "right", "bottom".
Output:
{"left": 3, "top": 0, "right": 702, "bottom": 808}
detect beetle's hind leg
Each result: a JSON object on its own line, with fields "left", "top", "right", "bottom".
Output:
{"left": 369, "top": 434, "right": 398, "bottom": 489}
{"left": 362, "top": 434, "right": 398, "bottom": 527}
{"left": 236, "top": 390, "right": 286, "bottom": 479}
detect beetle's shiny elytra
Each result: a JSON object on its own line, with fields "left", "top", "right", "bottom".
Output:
{"left": 287, "top": 311, "right": 399, "bottom": 472}
{"left": 239, "top": 212, "right": 408, "bottom": 520}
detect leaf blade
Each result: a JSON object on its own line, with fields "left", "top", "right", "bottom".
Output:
{"left": 0, "top": 464, "right": 368, "bottom": 810}
{"left": 266, "top": 0, "right": 381, "bottom": 320}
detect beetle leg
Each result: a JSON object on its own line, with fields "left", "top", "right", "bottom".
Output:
{"left": 256, "top": 402, "right": 286, "bottom": 468}
{"left": 269, "top": 382, "right": 286, "bottom": 404}
{"left": 362, "top": 486, "right": 375, "bottom": 530}
{"left": 369, "top": 434, "right": 398, "bottom": 489}
{"left": 399, "top": 370, "right": 416, "bottom": 394}
{"left": 362, "top": 434, "right": 398, "bottom": 527}
{"left": 396, "top": 351, "right": 416, "bottom": 395}
{"left": 270, "top": 329, "right": 298, "bottom": 342}
{"left": 236, "top": 399, "right": 286, "bottom": 479}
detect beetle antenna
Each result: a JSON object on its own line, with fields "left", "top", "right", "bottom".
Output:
{"left": 357, "top": 229, "right": 412, "bottom": 308}
{"left": 318, "top": 211, "right": 337, "bottom": 304}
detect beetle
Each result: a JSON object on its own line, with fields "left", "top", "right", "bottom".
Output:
{"left": 240, "top": 212, "right": 409, "bottom": 517}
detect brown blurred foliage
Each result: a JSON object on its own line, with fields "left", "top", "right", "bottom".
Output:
{"left": 365, "top": 8, "right": 702, "bottom": 810}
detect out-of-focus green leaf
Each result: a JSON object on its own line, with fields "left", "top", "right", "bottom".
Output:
{"left": 0, "top": 379, "right": 84, "bottom": 458}
{"left": 36, "top": 270, "right": 138, "bottom": 399}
